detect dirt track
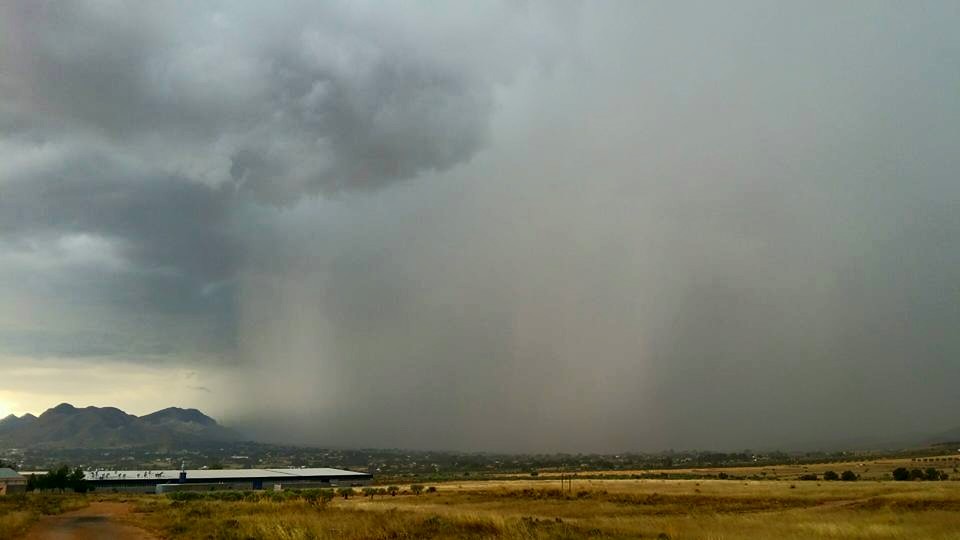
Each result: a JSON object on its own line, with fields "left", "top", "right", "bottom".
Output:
{"left": 24, "top": 502, "right": 156, "bottom": 540}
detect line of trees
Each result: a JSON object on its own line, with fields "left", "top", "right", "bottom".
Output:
{"left": 26, "top": 465, "right": 91, "bottom": 493}
{"left": 892, "top": 467, "right": 949, "bottom": 481}
{"left": 799, "top": 470, "right": 859, "bottom": 481}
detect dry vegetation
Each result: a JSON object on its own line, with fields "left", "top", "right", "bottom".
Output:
{"left": 109, "top": 476, "right": 960, "bottom": 539}
{"left": 518, "top": 454, "right": 960, "bottom": 482}
{"left": 0, "top": 493, "right": 89, "bottom": 539}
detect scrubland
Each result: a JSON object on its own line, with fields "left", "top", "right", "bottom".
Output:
{"left": 117, "top": 478, "right": 960, "bottom": 539}
{"left": 0, "top": 493, "right": 88, "bottom": 539}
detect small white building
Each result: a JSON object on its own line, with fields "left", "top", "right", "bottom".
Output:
{"left": 0, "top": 468, "right": 27, "bottom": 495}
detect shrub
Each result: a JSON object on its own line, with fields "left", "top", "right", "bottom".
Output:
{"left": 338, "top": 487, "right": 356, "bottom": 499}
{"left": 411, "top": 484, "right": 425, "bottom": 495}
{"left": 822, "top": 471, "right": 839, "bottom": 481}
{"left": 426, "top": 486, "right": 437, "bottom": 493}
{"left": 301, "top": 488, "right": 335, "bottom": 506}
{"left": 167, "top": 492, "right": 204, "bottom": 501}
{"left": 799, "top": 474, "right": 818, "bottom": 481}
{"left": 910, "top": 469, "right": 925, "bottom": 481}
{"left": 840, "top": 470, "right": 857, "bottom": 481}
{"left": 387, "top": 486, "right": 400, "bottom": 496}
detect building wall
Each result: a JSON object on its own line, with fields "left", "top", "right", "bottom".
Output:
{"left": 96, "top": 477, "right": 371, "bottom": 494}
{"left": 156, "top": 482, "right": 255, "bottom": 494}
{"left": 0, "top": 480, "right": 27, "bottom": 495}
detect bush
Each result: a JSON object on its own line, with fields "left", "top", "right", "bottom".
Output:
{"left": 338, "top": 487, "right": 356, "bottom": 499}
{"left": 840, "top": 470, "right": 857, "bottom": 481}
{"left": 387, "top": 486, "right": 400, "bottom": 496}
{"left": 301, "top": 488, "right": 335, "bottom": 506}
{"left": 910, "top": 469, "right": 925, "bottom": 481}
{"left": 167, "top": 492, "right": 204, "bottom": 501}
{"left": 822, "top": 471, "right": 839, "bottom": 481}
{"left": 426, "top": 486, "right": 437, "bottom": 493}
{"left": 411, "top": 484, "right": 425, "bottom": 495}
{"left": 798, "top": 474, "right": 818, "bottom": 481}
{"left": 892, "top": 467, "right": 910, "bottom": 481}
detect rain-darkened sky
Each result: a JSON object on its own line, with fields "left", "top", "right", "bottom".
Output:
{"left": 1, "top": 1, "right": 958, "bottom": 452}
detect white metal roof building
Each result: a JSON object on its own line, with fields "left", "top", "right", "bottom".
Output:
{"left": 83, "top": 467, "right": 371, "bottom": 492}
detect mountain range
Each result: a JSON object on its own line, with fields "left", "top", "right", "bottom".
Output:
{"left": 0, "top": 404, "right": 239, "bottom": 449}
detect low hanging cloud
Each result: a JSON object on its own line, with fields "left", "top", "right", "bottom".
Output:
{"left": 1, "top": 2, "right": 959, "bottom": 452}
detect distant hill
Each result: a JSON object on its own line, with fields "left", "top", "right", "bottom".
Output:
{"left": 0, "top": 413, "right": 37, "bottom": 434}
{"left": 927, "top": 426, "right": 960, "bottom": 446}
{"left": 0, "top": 404, "right": 239, "bottom": 449}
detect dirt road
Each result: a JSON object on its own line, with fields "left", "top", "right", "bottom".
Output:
{"left": 24, "top": 501, "right": 156, "bottom": 540}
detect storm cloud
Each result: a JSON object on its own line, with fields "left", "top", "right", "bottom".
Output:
{"left": 1, "top": 1, "right": 959, "bottom": 452}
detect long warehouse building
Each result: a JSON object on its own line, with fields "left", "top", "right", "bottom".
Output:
{"left": 82, "top": 467, "right": 372, "bottom": 493}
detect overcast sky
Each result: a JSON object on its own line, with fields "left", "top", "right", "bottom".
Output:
{"left": 1, "top": 1, "right": 958, "bottom": 452}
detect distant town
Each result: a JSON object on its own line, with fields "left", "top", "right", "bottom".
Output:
{"left": 5, "top": 440, "right": 958, "bottom": 485}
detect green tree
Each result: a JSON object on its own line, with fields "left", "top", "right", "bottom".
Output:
{"left": 840, "top": 470, "right": 857, "bottom": 482}
{"left": 892, "top": 467, "right": 910, "bottom": 481}
{"left": 410, "top": 484, "right": 425, "bottom": 495}
{"left": 37, "top": 465, "right": 72, "bottom": 492}
{"left": 910, "top": 469, "right": 925, "bottom": 481}
{"left": 301, "top": 488, "right": 335, "bottom": 507}
{"left": 387, "top": 485, "right": 400, "bottom": 496}
{"left": 822, "top": 470, "right": 839, "bottom": 481}
{"left": 68, "top": 467, "right": 89, "bottom": 493}
{"left": 338, "top": 487, "right": 356, "bottom": 499}
{"left": 924, "top": 468, "right": 942, "bottom": 481}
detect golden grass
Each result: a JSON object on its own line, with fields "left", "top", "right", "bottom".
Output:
{"left": 515, "top": 454, "right": 960, "bottom": 481}
{"left": 0, "top": 493, "right": 89, "bottom": 539}
{"left": 119, "top": 479, "right": 960, "bottom": 539}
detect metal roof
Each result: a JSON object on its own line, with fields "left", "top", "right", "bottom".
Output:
{"left": 83, "top": 467, "right": 368, "bottom": 482}
{"left": 0, "top": 468, "right": 24, "bottom": 479}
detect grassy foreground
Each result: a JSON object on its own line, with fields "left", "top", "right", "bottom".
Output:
{"left": 0, "top": 493, "right": 89, "bottom": 539}
{"left": 116, "top": 479, "right": 960, "bottom": 539}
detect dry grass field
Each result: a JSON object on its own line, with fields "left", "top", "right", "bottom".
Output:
{"left": 517, "top": 453, "right": 960, "bottom": 482}
{"left": 0, "top": 493, "right": 88, "bottom": 539}
{"left": 114, "top": 476, "right": 960, "bottom": 539}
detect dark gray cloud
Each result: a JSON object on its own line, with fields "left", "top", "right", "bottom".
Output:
{"left": 1, "top": 1, "right": 959, "bottom": 452}
{"left": 0, "top": 1, "right": 521, "bottom": 203}
{"left": 0, "top": 153, "right": 236, "bottom": 282}
{"left": 0, "top": 0, "right": 545, "bottom": 363}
